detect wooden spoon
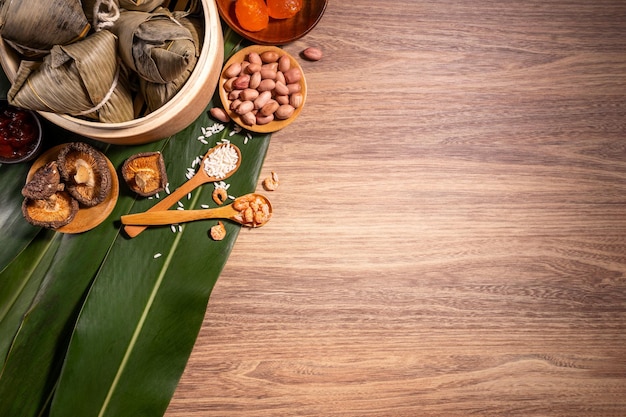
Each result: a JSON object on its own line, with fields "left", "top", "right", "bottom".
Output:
{"left": 123, "top": 143, "right": 242, "bottom": 238}
{"left": 121, "top": 193, "right": 272, "bottom": 228}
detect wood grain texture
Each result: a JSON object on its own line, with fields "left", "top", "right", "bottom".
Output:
{"left": 165, "top": 1, "right": 626, "bottom": 416}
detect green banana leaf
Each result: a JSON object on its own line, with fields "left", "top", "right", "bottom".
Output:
{"left": 0, "top": 27, "right": 268, "bottom": 417}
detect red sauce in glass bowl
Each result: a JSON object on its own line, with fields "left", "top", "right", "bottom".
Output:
{"left": 0, "top": 103, "right": 42, "bottom": 164}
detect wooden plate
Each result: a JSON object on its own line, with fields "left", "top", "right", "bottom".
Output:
{"left": 219, "top": 45, "right": 306, "bottom": 133}
{"left": 27, "top": 145, "right": 119, "bottom": 234}
{"left": 216, "top": 0, "right": 328, "bottom": 45}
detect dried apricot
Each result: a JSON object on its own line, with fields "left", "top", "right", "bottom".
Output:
{"left": 266, "top": 0, "right": 302, "bottom": 19}
{"left": 235, "top": 0, "right": 269, "bottom": 32}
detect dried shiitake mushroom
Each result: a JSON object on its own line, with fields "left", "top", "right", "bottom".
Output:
{"left": 121, "top": 152, "right": 168, "bottom": 197}
{"left": 57, "top": 142, "right": 112, "bottom": 207}
{"left": 21, "top": 160, "right": 64, "bottom": 200}
{"left": 22, "top": 191, "right": 79, "bottom": 229}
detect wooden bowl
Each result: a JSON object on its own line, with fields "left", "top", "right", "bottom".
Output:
{"left": 219, "top": 45, "right": 306, "bottom": 133}
{"left": 0, "top": 0, "right": 223, "bottom": 145}
{"left": 216, "top": 0, "right": 328, "bottom": 45}
{"left": 26, "top": 145, "right": 119, "bottom": 234}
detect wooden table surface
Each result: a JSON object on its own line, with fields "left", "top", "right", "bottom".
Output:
{"left": 167, "top": 1, "right": 626, "bottom": 415}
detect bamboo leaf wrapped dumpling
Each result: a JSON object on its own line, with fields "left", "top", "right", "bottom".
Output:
{"left": 140, "top": 13, "right": 204, "bottom": 111}
{"left": 111, "top": 8, "right": 196, "bottom": 84}
{"left": 7, "top": 30, "right": 134, "bottom": 123}
{"left": 0, "top": 0, "right": 90, "bottom": 57}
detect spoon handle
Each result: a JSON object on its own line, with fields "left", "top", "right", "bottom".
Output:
{"left": 121, "top": 205, "right": 237, "bottom": 226}
{"left": 123, "top": 174, "right": 208, "bottom": 237}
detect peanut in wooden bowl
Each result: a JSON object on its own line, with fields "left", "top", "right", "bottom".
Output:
{"left": 26, "top": 145, "right": 119, "bottom": 234}
{"left": 0, "top": 0, "right": 223, "bottom": 145}
{"left": 219, "top": 45, "right": 307, "bottom": 133}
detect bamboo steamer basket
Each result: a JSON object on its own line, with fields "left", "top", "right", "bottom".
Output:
{"left": 0, "top": 0, "right": 223, "bottom": 145}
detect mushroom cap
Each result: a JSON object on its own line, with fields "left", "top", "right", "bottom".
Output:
{"left": 21, "top": 160, "right": 63, "bottom": 200}
{"left": 57, "top": 142, "right": 112, "bottom": 207}
{"left": 22, "top": 191, "right": 79, "bottom": 229}
{"left": 121, "top": 151, "right": 168, "bottom": 197}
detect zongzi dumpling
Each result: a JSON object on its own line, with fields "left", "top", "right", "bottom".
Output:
{"left": 111, "top": 8, "right": 196, "bottom": 84}
{"left": 0, "top": 0, "right": 90, "bottom": 57}
{"left": 140, "top": 13, "right": 204, "bottom": 111}
{"left": 7, "top": 30, "right": 134, "bottom": 123}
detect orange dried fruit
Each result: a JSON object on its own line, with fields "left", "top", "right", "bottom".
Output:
{"left": 267, "top": 0, "right": 303, "bottom": 19}
{"left": 235, "top": 0, "right": 269, "bottom": 32}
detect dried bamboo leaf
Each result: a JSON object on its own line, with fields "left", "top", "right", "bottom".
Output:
{"left": 0, "top": 0, "right": 90, "bottom": 57}
{"left": 111, "top": 9, "right": 196, "bottom": 84}
{"left": 7, "top": 31, "right": 134, "bottom": 123}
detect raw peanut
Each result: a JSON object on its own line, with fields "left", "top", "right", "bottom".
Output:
{"left": 257, "top": 79, "right": 276, "bottom": 92}
{"left": 287, "top": 82, "right": 301, "bottom": 94}
{"left": 256, "top": 113, "right": 274, "bottom": 125}
{"left": 249, "top": 71, "right": 261, "bottom": 89}
{"left": 228, "top": 89, "right": 242, "bottom": 100}
{"left": 260, "top": 100, "right": 279, "bottom": 117}
{"left": 235, "top": 100, "right": 254, "bottom": 115}
{"left": 260, "top": 68, "right": 277, "bottom": 80}
{"left": 240, "top": 61, "right": 250, "bottom": 73}
{"left": 275, "top": 95, "right": 290, "bottom": 105}
{"left": 275, "top": 70, "right": 286, "bottom": 85}
{"left": 302, "top": 47, "right": 323, "bottom": 61}
{"left": 262, "top": 62, "right": 279, "bottom": 71}
{"left": 275, "top": 104, "right": 295, "bottom": 120}
{"left": 283, "top": 68, "right": 301, "bottom": 84}
{"left": 240, "top": 88, "right": 259, "bottom": 101}
{"left": 210, "top": 107, "right": 230, "bottom": 123}
{"left": 253, "top": 90, "right": 272, "bottom": 109}
{"left": 233, "top": 74, "right": 250, "bottom": 89}
{"left": 260, "top": 50, "right": 279, "bottom": 63}
{"left": 273, "top": 80, "right": 289, "bottom": 96}
{"left": 290, "top": 92, "right": 304, "bottom": 108}
{"left": 245, "top": 63, "right": 262, "bottom": 74}
{"left": 223, "top": 77, "right": 236, "bottom": 92}
{"left": 224, "top": 62, "right": 242, "bottom": 78}
{"left": 248, "top": 52, "right": 262, "bottom": 65}
{"left": 241, "top": 111, "right": 256, "bottom": 126}
{"left": 278, "top": 54, "right": 291, "bottom": 72}
{"left": 230, "top": 99, "right": 242, "bottom": 111}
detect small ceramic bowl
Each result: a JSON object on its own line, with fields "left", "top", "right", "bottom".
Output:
{"left": 0, "top": 99, "right": 43, "bottom": 164}
{"left": 219, "top": 45, "right": 306, "bottom": 133}
{"left": 216, "top": 0, "right": 328, "bottom": 45}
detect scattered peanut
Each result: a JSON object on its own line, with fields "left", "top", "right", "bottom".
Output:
{"left": 210, "top": 107, "right": 230, "bottom": 123}
{"left": 302, "top": 47, "right": 323, "bottom": 61}
{"left": 221, "top": 49, "right": 305, "bottom": 127}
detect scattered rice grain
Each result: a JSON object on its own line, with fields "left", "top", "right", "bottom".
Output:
{"left": 153, "top": 253, "right": 162, "bottom": 259}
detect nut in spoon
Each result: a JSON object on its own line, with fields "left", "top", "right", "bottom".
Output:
{"left": 121, "top": 193, "right": 272, "bottom": 228}
{"left": 123, "top": 142, "right": 242, "bottom": 238}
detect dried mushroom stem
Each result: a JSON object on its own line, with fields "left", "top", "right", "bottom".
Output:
{"left": 73, "top": 159, "right": 95, "bottom": 186}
